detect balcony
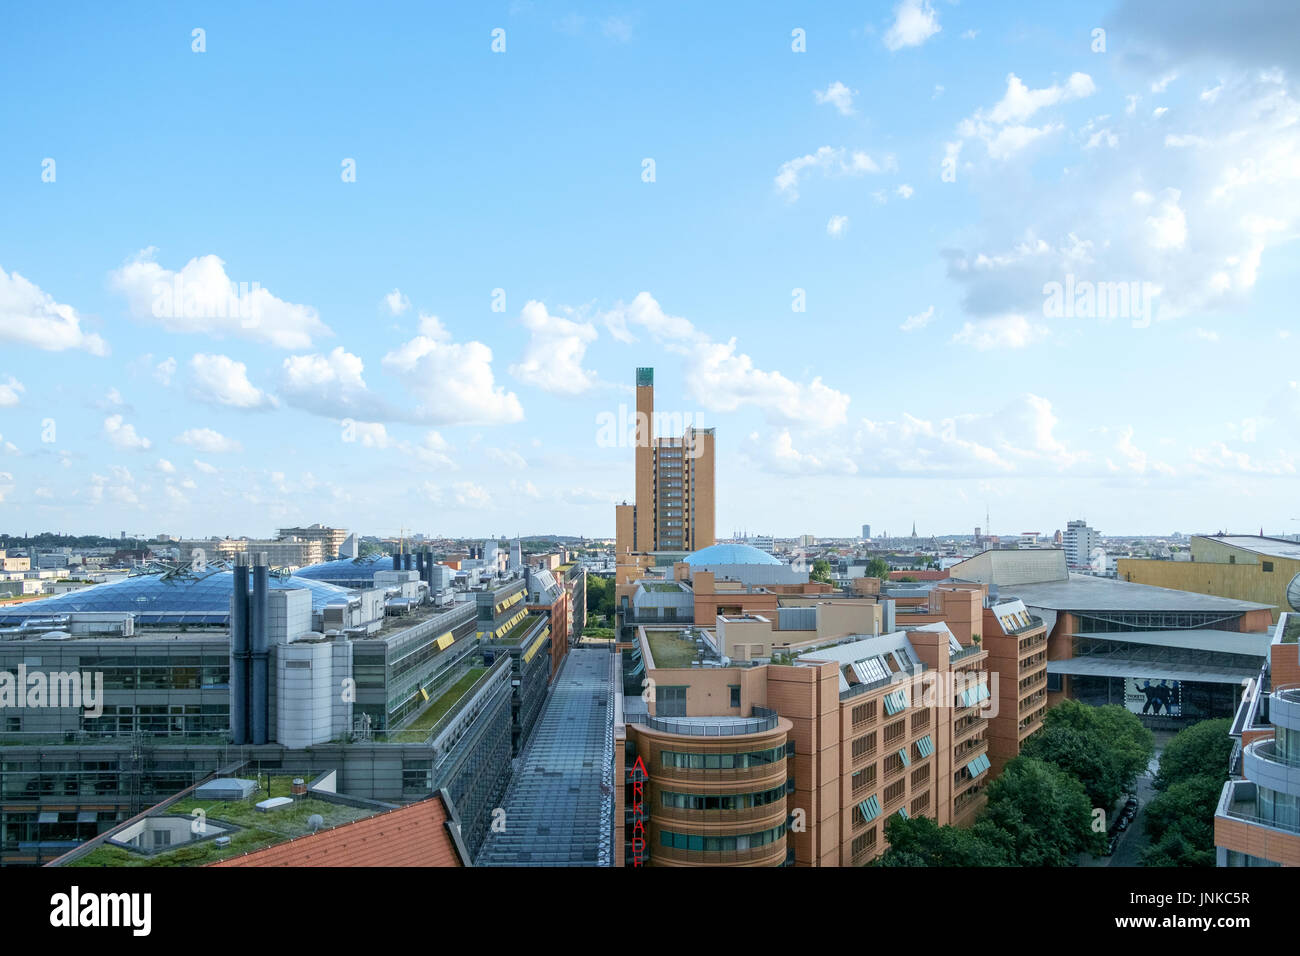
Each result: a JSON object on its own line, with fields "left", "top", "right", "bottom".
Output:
{"left": 1242, "top": 739, "right": 1300, "bottom": 797}
{"left": 1216, "top": 778, "right": 1300, "bottom": 838}
{"left": 643, "top": 711, "right": 779, "bottom": 737}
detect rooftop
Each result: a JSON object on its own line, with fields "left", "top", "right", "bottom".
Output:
{"left": 684, "top": 543, "right": 783, "bottom": 568}
{"left": 475, "top": 648, "right": 614, "bottom": 866}
{"left": 1196, "top": 535, "right": 1300, "bottom": 562}
{"left": 65, "top": 776, "right": 384, "bottom": 867}
{"left": 999, "top": 572, "right": 1275, "bottom": 613}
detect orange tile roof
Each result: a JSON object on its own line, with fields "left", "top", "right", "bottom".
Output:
{"left": 210, "top": 794, "right": 466, "bottom": 867}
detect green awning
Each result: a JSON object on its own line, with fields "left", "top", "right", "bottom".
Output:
{"left": 967, "top": 753, "right": 990, "bottom": 778}
{"left": 884, "top": 689, "right": 909, "bottom": 715}
{"left": 898, "top": 747, "right": 911, "bottom": 767}
{"left": 916, "top": 734, "right": 934, "bottom": 758}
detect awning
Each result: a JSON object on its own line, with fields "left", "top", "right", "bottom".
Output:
{"left": 916, "top": 734, "right": 934, "bottom": 758}
{"left": 858, "top": 795, "right": 881, "bottom": 822}
{"left": 884, "top": 689, "right": 909, "bottom": 715}
{"left": 1046, "top": 657, "right": 1259, "bottom": 685}
{"left": 898, "top": 747, "right": 911, "bottom": 767}
{"left": 967, "top": 753, "right": 990, "bottom": 778}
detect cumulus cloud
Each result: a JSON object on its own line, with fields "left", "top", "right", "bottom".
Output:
{"left": 189, "top": 353, "right": 276, "bottom": 410}
{"left": 900, "top": 306, "right": 935, "bottom": 332}
{"left": 942, "top": 69, "right": 1300, "bottom": 334}
{"left": 884, "top": 0, "right": 941, "bottom": 51}
{"left": 384, "top": 288, "right": 411, "bottom": 315}
{"left": 103, "top": 415, "right": 152, "bottom": 451}
{"left": 774, "top": 146, "right": 896, "bottom": 200}
{"left": 827, "top": 215, "right": 850, "bottom": 238}
{"left": 0, "top": 377, "right": 25, "bottom": 407}
{"left": 382, "top": 321, "right": 523, "bottom": 426}
{"left": 0, "top": 266, "right": 108, "bottom": 355}
{"left": 280, "top": 346, "right": 398, "bottom": 421}
{"left": 509, "top": 300, "right": 599, "bottom": 394}
{"left": 814, "top": 81, "right": 856, "bottom": 115}
{"left": 110, "top": 249, "right": 331, "bottom": 349}
{"left": 175, "top": 427, "right": 242, "bottom": 453}
{"left": 598, "top": 292, "right": 851, "bottom": 427}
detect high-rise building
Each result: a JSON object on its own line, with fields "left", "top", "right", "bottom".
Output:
{"left": 862, "top": 524, "right": 871, "bottom": 540}
{"left": 630, "top": 367, "right": 715, "bottom": 554}
{"left": 1063, "top": 519, "right": 1100, "bottom": 569}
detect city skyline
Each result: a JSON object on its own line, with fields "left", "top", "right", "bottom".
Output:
{"left": 3, "top": 2, "right": 1300, "bottom": 539}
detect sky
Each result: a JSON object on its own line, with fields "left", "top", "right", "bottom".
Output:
{"left": 1, "top": 0, "right": 1299, "bottom": 541}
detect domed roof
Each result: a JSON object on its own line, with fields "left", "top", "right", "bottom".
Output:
{"left": 684, "top": 543, "right": 783, "bottom": 567}
{"left": 293, "top": 553, "right": 394, "bottom": 582}
{"left": 0, "top": 566, "right": 353, "bottom": 626}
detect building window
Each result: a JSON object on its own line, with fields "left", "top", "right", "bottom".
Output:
{"left": 656, "top": 685, "right": 687, "bottom": 717}
{"left": 1263, "top": 561, "right": 1274, "bottom": 572}
{"left": 729, "top": 685, "right": 741, "bottom": 708}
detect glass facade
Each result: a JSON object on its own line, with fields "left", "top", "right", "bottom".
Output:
{"left": 0, "top": 568, "right": 352, "bottom": 626}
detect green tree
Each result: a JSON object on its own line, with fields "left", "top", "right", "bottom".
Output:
{"left": 864, "top": 557, "right": 890, "bottom": 579}
{"left": 1154, "top": 718, "right": 1232, "bottom": 791}
{"left": 810, "top": 559, "right": 832, "bottom": 585}
{"left": 1021, "top": 723, "right": 1126, "bottom": 811}
{"left": 983, "top": 757, "right": 1104, "bottom": 864}
{"left": 876, "top": 815, "right": 1014, "bottom": 867}
{"left": 1026, "top": 700, "right": 1154, "bottom": 805}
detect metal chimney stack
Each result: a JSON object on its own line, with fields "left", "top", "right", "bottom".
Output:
{"left": 230, "top": 552, "right": 250, "bottom": 745}
{"left": 250, "top": 551, "right": 270, "bottom": 745}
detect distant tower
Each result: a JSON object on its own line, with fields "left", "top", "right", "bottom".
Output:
{"left": 911, "top": 521, "right": 917, "bottom": 539}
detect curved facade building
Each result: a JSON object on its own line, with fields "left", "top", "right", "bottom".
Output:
{"left": 0, "top": 566, "right": 353, "bottom": 627}
{"left": 292, "top": 553, "right": 395, "bottom": 588}
{"left": 1216, "top": 611, "right": 1300, "bottom": 866}
{"left": 628, "top": 711, "right": 793, "bottom": 867}
{"left": 683, "top": 543, "right": 783, "bottom": 569}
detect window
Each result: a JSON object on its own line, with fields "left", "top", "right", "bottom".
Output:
{"left": 656, "top": 685, "right": 687, "bottom": 717}
{"left": 729, "top": 685, "right": 741, "bottom": 708}
{"left": 1263, "top": 561, "right": 1274, "bottom": 573}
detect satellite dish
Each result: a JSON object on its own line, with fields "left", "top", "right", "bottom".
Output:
{"left": 308, "top": 814, "right": 325, "bottom": 832}
{"left": 1287, "top": 572, "right": 1300, "bottom": 613}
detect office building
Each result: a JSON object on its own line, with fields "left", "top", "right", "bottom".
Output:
{"left": 1063, "top": 519, "right": 1100, "bottom": 569}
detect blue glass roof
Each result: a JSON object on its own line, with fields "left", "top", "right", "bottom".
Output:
{"left": 293, "top": 553, "right": 395, "bottom": 582}
{"left": 683, "top": 543, "right": 783, "bottom": 567}
{"left": 0, "top": 567, "right": 353, "bottom": 626}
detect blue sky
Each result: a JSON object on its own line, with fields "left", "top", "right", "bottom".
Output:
{"left": 2, "top": 1, "right": 1298, "bottom": 540}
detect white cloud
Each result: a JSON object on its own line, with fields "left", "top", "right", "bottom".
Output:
{"left": 896, "top": 184, "right": 914, "bottom": 199}
{"left": 110, "top": 249, "right": 330, "bottom": 349}
{"left": 103, "top": 415, "right": 152, "bottom": 451}
{"left": 900, "top": 305, "right": 935, "bottom": 332}
{"left": 884, "top": 0, "right": 941, "bottom": 51}
{"left": 154, "top": 356, "right": 178, "bottom": 386}
{"left": 192, "top": 459, "right": 218, "bottom": 474}
{"left": 383, "top": 324, "right": 524, "bottom": 426}
{"left": 814, "top": 81, "right": 856, "bottom": 115}
{"left": 774, "top": 146, "right": 896, "bottom": 200}
{"left": 487, "top": 446, "right": 528, "bottom": 469}
{"left": 0, "top": 377, "right": 24, "bottom": 407}
{"left": 509, "top": 300, "right": 599, "bottom": 394}
{"left": 189, "top": 353, "right": 276, "bottom": 410}
{"left": 157, "top": 458, "right": 176, "bottom": 473}
{"left": 0, "top": 266, "right": 109, "bottom": 355}
{"left": 280, "top": 346, "right": 397, "bottom": 421}
{"left": 827, "top": 215, "right": 850, "bottom": 238}
{"left": 598, "top": 292, "right": 851, "bottom": 427}
{"left": 951, "top": 314, "right": 1049, "bottom": 350}
{"left": 384, "top": 288, "right": 410, "bottom": 315}
{"left": 175, "top": 428, "right": 242, "bottom": 453}
{"left": 954, "top": 73, "right": 1096, "bottom": 161}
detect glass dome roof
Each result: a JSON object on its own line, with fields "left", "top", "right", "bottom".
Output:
{"left": 683, "top": 543, "right": 783, "bottom": 567}
{"left": 293, "top": 553, "right": 395, "bottom": 583}
{"left": 0, "top": 566, "right": 353, "bottom": 626}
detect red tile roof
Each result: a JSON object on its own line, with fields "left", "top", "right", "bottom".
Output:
{"left": 210, "top": 794, "right": 466, "bottom": 867}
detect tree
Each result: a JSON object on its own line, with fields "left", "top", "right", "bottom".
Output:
{"left": 983, "top": 757, "right": 1104, "bottom": 864}
{"left": 1154, "top": 718, "right": 1232, "bottom": 791}
{"left": 864, "top": 557, "right": 890, "bottom": 579}
{"left": 810, "top": 559, "right": 832, "bottom": 585}
{"left": 1021, "top": 723, "right": 1126, "bottom": 811}
{"left": 1025, "top": 700, "right": 1154, "bottom": 805}
{"left": 876, "top": 815, "right": 1013, "bottom": 867}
